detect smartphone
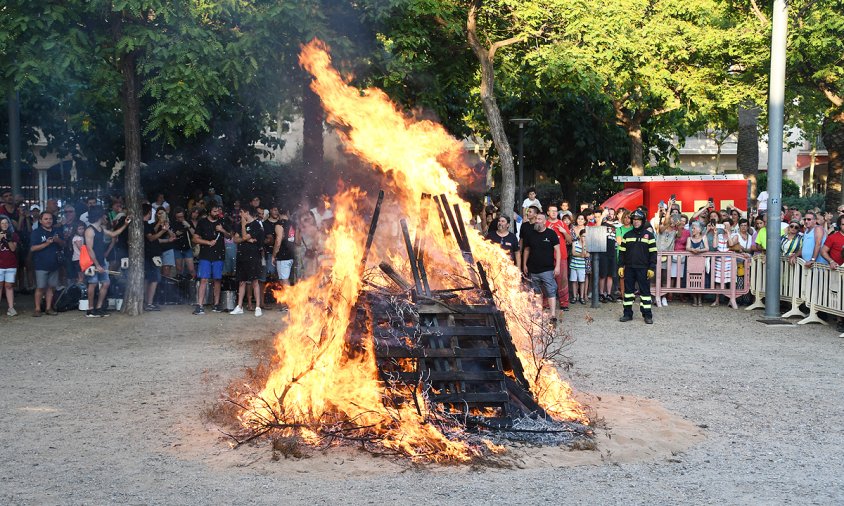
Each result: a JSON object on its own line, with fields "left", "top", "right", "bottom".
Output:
{"left": 710, "top": 219, "right": 717, "bottom": 226}
{"left": 670, "top": 194, "right": 676, "bottom": 200}
{"left": 716, "top": 224, "right": 724, "bottom": 230}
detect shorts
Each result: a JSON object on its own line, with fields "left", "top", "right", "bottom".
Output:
{"left": 144, "top": 259, "right": 161, "bottom": 283}
{"left": 85, "top": 261, "right": 110, "bottom": 285}
{"left": 598, "top": 251, "right": 617, "bottom": 278}
{"left": 276, "top": 259, "right": 293, "bottom": 280}
{"left": 173, "top": 248, "right": 193, "bottom": 260}
{"left": 160, "top": 249, "right": 176, "bottom": 267}
{"left": 197, "top": 259, "right": 224, "bottom": 280}
{"left": 0, "top": 267, "right": 17, "bottom": 283}
{"left": 530, "top": 270, "right": 557, "bottom": 298}
{"left": 570, "top": 268, "right": 586, "bottom": 282}
{"left": 35, "top": 270, "right": 59, "bottom": 289}
{"left": 236, "top": 257, "right": 263, "bottom": 282}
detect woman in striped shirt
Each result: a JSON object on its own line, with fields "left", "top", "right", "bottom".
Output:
{"left": 569, "top": 228, "right": 588, "bottom": 304}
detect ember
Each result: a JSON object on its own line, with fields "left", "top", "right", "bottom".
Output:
{"left": 229, "top": 39, "right": 589, "bottom": 461}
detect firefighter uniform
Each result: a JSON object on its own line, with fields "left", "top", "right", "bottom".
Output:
{"left": 618, "top": 215, "right": 657, "bottom": 323}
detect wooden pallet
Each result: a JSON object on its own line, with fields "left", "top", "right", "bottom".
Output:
{"left": 373, "top": 302, "right": 547, "bottom": 427}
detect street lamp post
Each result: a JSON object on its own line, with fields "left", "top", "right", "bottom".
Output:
{"left": 509, "top": 118, "right": 532, "bottom": 216}
{"left": 764, "top": 0, "right": 788, "bottom": 319}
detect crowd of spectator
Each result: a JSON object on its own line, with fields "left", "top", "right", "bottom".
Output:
{"left": 0, "top": 187, "right": 333, "bottom": 318}
{"left": 481, "top": 188, "right": 844, "bottom": 331}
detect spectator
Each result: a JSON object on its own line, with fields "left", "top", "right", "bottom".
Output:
{"left": 203, "top": 187, "right": 223, "bottom": 209}
{"left": 59, "top": 204, "right": 78, "bottom": 285}
{"left": 685, "top": 221, "right": 708, "bottom": 307}
{"left": 170, "top": 207, "right": 196, "bottom": 279}
{"left": 30, "top": 211, "right": 65, "bottom": 316}
{"left": 79, "top": 196, "right": 98, "bottom": 226}
{"left": 1, "top": 190, "right": 23, "bottom": 230}
{"left": 186, "top": 190, "right": 204, "bottom": 211}
{"left": 570, "top": 228, "right": 588, "bottom": 304}
{"left": 192, "top": 203, "right": 229, "bottom": 314}
{"left": 143, "top": 204, "right": 166, "bottom": 312}
{"left": 263, "top": 205, "right": 280, "bottom": 281}
{"left": 154, "top": 208, "right": 177, "bottom": 279}
{"left": 799, "top": 212, "right": 827, "bottom": 267}
{"left": 297, "top": 211, "right": 324, "bottom": 279}
{"left": 272, "top": 209, "right": 296, "bottom": 308}
{"left": 546, "top": 205, "right": 571, "bottom": 310}
{"left": 753, "top": 214, "right": 768, "bottom": 253}
{"left": 0, "top": 217, "right": 19, "bottom": 316}
{"left": 486, "top": 215, "right": 519, "bottom": 265}
{"left": 615, "top": 209, "right": 633, "bottom": 297}
{"left": 151, "top": 193, "right": 170, "bottom": 214}
{"left": 70, "top": 223, "right": 86, "bottom": 284}
{"left": 599, "top": 211, "right": 618, "bottom": 302}
{"left": 229, "top": 199, "right": 242, "bottom": 228}
{"left": 711, "top": 219, "right": 733, "bottom": 306}
{"left": 820, "top": 214, "right": 844, "bottom": 333}
{"left": 781, "top": 220, "right": 803, "bottom": 261}
{"left": 655, "top": 198, "right": 678, "bottom": 306}
{"left": 522, "top": 211, "right": 561, "bottom": 323}
{"left": 106, "top": 200, "right": 129, "bottom": 268}
{"left": 230, "top": 205, "right": 265, "bottom": 317}
{"left": 521, "top": 188, "right": 541, "bottom": 217}
{"left": 84, "top": 205, "right": 130, "bottom": 317}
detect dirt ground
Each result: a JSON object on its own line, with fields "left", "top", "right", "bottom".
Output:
{"left": 1, "top": 295, "right": 842, "bottom": 505}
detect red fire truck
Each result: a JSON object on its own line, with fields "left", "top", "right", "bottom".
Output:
{"left": 601, "top": 175, "right": 749, "bottom": 216}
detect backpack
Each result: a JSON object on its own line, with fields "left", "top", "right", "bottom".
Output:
{"left": 55, "top": 284, "right": 83, "bottom": 312}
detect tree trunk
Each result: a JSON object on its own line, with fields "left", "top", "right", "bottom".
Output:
{"left": 627, "top": 124, "right": 645, "bottom": 176}
{"left": 467, "top": 1, "right": 517, "bottom": 219}
{"left": 822, "top": 115, "right": 844, "bottom": 212}
{"left": 120, "top": 50, "right": 145, "bottom": 316}
{"left": 737, "top": 104, "right": 760, "bottom": 203}
{"left": 302, "top": 76, "right": 324, "bottom": 179}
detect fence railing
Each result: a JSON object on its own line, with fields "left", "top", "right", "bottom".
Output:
{"left": 654, "top": 251, "right": 751, "bottom": 309}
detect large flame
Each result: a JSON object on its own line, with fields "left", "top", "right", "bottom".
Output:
{"left": 241, "top": 39, "right": 585, "bottom": 462}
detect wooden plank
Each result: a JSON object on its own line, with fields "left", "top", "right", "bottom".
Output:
{"left": 504, "top": 376, "right": 548, "bottom": 418}
{"left": 376, "top": 347, "right": 502, "bottom": 359}
{"left": 417, "top": 304, "right": 501, "bottom": 315}
{"left": 395, "top": 370, "right": 506, "bottom": 382}
{"left": 432, "top": 392, "right": 510, "bottom": 403}
{"left": 419, "top": 326, "right": 498, "bottom": 336}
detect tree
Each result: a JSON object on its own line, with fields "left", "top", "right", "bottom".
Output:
{"left": 535, "top": 0, "right": 746, "bottom": 176}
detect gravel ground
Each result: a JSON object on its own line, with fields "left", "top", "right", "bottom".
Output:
{"left": 0, "top": 296, "right": 841, "bottom": 505}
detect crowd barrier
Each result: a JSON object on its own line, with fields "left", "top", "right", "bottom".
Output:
{"left": 654, "top": 251, "right": 751, "bottom": 309}
{"left": 797, "top": 264, "right": 844, "bottom": 333}
{"left": 745, "top": 255, "right": 810, "bottom": 318}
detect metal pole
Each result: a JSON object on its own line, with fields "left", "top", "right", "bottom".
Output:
{"left": 764, "top": 0, "right": 788, "bottom": 318}
{"left": 591, "top": 252, "right": 601, "bottom": 308}
{"left": 518, "top": 124, "right": 525, "bottom": 215}
{"left": 8, "top": 89, "right": 22, "bottom": 196}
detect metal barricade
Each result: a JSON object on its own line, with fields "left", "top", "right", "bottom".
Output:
{"left": 745, "top": 254, "right": 766, "bottom": 310}
{"left": 654, "top": 251, "right": 751, "bottom": 309}
{"left": 781, "top": 258, "right": 810, "bottom": 318}
{"left": 798, "top": 264, "right": 844, "bottom": 328}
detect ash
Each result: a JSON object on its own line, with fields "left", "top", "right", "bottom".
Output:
{"left": 475, "top": 416, "right": 593, "bottom": 447}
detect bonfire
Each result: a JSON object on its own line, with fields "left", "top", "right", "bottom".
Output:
{"left": 222, "top": 39, "right": 590, "bottom": 462}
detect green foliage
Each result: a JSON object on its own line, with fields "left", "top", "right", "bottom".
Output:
{"left": 783, "top": 193, "right": 825, "bottom": 212}
{"left": 756, "top": 173, "right": 801, "bottom": 198}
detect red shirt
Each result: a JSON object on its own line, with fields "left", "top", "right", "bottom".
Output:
{"left": 823, "top": 232, "right": 844, "bottom": 265}
{"left": 545, "top": 220, "right": 569, "bottom": 259}
{"left": 0, "top": 231, "right": 19, "bottom": 269}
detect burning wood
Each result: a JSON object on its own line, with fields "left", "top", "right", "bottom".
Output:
{"left": 224, "top": 39, "right": 590, "bottom": 462}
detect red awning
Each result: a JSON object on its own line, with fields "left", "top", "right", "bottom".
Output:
{"left": 601, "top": 188, "right": 643, "bottom": 211}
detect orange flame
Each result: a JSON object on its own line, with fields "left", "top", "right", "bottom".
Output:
{"left": 241, "top": 39, "right": 585, "bottom": 462}
{"left": 299, "top": 39, "right": 586, "bottom": 422}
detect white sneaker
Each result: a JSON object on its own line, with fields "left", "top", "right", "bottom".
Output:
{"left": 254, "top": 307, "right": 263, "bottom": 317}
{"left": 230, "top": 306, "right": 244, "bottom": 315}
{"left": 7, "top": 307, "right": 17, "bottom": 316}
{"left": 661, "top": 296, "right": 668, "bottom": 307}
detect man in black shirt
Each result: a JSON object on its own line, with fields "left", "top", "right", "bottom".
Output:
{"left": 522, "top": 211, "right": 561, "bottom": 323}
{"left": 230, "top": 205, "right": 265, "bottom": 316}
{"left": 143, "top": 203, "right": 167, "bottom": 311}
{"left": 485, "top": 216, "right": 519, "bottom": 265}
{"left": 191, "top": 203, "right": 230, "bottom": 315}
{"left": 518, "top": 205, "right": 540, "bottom": 274}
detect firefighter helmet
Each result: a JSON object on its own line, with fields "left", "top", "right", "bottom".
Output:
{"left": 631, "top": 209, "right": 646, "bottom": 221}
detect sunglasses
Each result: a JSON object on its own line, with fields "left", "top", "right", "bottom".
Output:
{"left": 804, "top": 218, "right": 814, "bottom": 221}
{"left": 789, "top": 224, "right": 799, "bottom": 229}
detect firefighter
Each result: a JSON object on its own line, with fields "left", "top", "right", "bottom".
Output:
{"left": 617, "top": 209, "right": 657, "bottom": 324}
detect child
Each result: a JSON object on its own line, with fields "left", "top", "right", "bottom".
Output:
{"left": 569, "top": 228, "right": 588, "bottom": 304}
{"left": 685, "top": 221, "right": 709, "bottom": 307}
{"left": 71, "top": 223, "right": 85, "bottom": 284}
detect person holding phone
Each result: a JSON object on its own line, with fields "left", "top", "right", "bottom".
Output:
{"left": 0, "top": 217, "right": 19, "bottom": 316}
{"left": 29, "top": 211, "right": 65, "bottom": 316}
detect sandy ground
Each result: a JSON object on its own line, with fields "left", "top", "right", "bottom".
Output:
{"left": 1, "top": 295, "right": 842, "bottom": 505}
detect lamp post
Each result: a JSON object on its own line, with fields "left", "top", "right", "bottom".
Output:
{"left": 764, "top": 0, "right": 787, "bottom": 319}
{"left": 509, "top": 118, "right": 532, "bottom": 216}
